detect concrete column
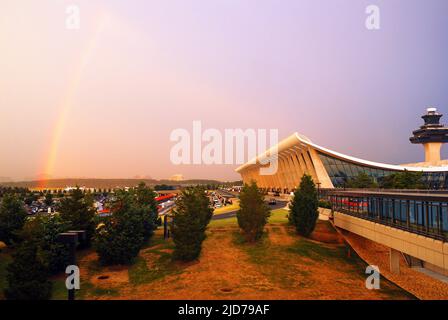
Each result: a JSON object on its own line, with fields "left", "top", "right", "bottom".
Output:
{"left": 389, "top": 248, "right": 400, "bottom": 274}
{"left": 424, "top": 142, "right": 442, "bottom": 164}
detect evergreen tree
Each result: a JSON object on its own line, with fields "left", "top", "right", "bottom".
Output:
{"left": 289, "top": 174, "right": 318, "bottom": 237}
{"left": 20, "top": 215, "right": 71, "bottom": 274}
{"left": 171, "top": 187, "right": 213, "bottom": 261}
{"left": 132, "top": 182, "right": 159, "bottom": 240}
{"left": 237, "top": 181, "right": 270, "bottom": 242}
{"left": 44, "top": 193, "right": 53, "bottom": 206}
{"left": 4, "top": 241, "right": 52, "bottom": 300}
{"left": 0, "top": 194, "right": 28, "bottom": 245}
{"left": 59, "top": 187, "right": 96, "bottom": 246}
{"left": 94, "top": 195, "right": 145, "bottom": 265}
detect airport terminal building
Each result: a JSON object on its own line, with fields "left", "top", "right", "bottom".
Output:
{"left": 236, "top": 109, "right": 448, "bottom": 191}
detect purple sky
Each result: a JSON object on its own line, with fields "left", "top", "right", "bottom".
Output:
{"left": 1, "top": 0, "right": 447, "bottom": 181}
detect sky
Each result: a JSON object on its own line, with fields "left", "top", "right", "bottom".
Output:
{"left": 1, "top": 0, "right": 448, "bottom": 181}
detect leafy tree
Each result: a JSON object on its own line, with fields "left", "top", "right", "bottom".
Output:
{"left": 4, "top": 241, "right": 52, "bottom": 300}
{"left": 0, "top": 194, "right": 28, "bottom": 245}
{"left": 94, "top": 195, "right": 145, "bottom": 265}
{"left": 171, "top": 187, "right": 213, "bottom": 261}
{"left": 59, "top": 187, "right": 96, "bottom": 246}
{"left": 289, "top": 174, "right": 319, "bottom": 237}
{"left": 237, "top": 181, "right": 270, "bottom": 242}
{"left": 346, "top": 172, "right": 378, "bottom": 188}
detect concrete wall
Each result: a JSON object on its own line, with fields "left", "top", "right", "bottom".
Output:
{"left": 334, "top": 211, "right": 448, "bottom": 273}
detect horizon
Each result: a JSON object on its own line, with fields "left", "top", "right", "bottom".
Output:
{"left": 1, "top": 1, "right": 448, "bottom": 181}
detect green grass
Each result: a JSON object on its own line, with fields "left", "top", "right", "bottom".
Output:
{"left": 128, "top": 238, "right": 181, "bottom": 285}
{"left": 213, "top": 201, "right": 240, "bottom": 215}
{"left": 269, "top": 208, "right": 289, "bottom": 224}
{"left": 232, "top": 232, "right": 313, "bottom": 289}
{"left": 209, "top": 216, "right": 238, "bottom": 228}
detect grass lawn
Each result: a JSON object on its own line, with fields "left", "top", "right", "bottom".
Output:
{"left": 2, "top": 208, "right": 415, "bottom": 300}
{"left": 269, "top": 208, "right": 289, "bottom": 224}
{"left": 213, "top": 200, "right": 240, "bottom": 215}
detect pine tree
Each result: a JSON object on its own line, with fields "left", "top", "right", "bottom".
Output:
{"left": 237, "top": 181, "right": 270, "bottom": 242}
{"left": 289, "top": 174, "right": 319, "bottom": 237}
{"left": 132, "top": 182, "right": 159, "bottom": 240}
{"left": 4, "top": 241, "right": 52, "bottom": 300}
{"left": 59, "top": 187, "right": 96, "bottom": 246}
{"left": 94, "top": 200, "right": 145, "bottom": 265}
{"left": 0, "top": 194, "right": 28, "bottom": 245}
{"left": 171, "top": 187, "right": 213, "bottom": 261}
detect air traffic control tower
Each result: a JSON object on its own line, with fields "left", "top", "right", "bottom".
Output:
{"left": 410, "top": 108, "right": 448, "bottom": 164}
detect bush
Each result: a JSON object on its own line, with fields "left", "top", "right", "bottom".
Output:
{"left": 289, "top": 175, "right": 319, "bottom": 237}
{"left": 4, "top": 241, "right": 52, "bottom": 300}
{"left": 171, "top": 187, "right": 213, "bottom": 261}
{"left": 0, "top": 194, "right": 28, "bottom": 245}
{"left": 237, "top": 181, "right": 270, "bottom": 242}
{"left": 318, "top": 200, "right": 332, "bottom": 209}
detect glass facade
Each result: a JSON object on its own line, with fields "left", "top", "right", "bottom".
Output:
{"left": 318, "top": 152, "right": 448, "bottom": 189}
{"left": 327, "top": 193, "right": 448, "bottom": 240}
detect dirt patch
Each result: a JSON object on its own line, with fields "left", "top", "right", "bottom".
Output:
{"left": 94, "top": 226, "right": 413, "bottom": 300}
{"left": 341, "top": 230, "right": 448, "bottom": 300}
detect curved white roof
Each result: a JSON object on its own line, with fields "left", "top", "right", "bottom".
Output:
{"left": 236, "top": 132, "right": 448, "bottom": 173}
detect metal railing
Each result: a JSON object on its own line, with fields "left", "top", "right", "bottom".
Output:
{"left": 322, "top": 189, "right": 448, "bottom": 242}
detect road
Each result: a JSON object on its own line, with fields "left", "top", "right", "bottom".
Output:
{"left": 212, "top": 200, "right": 288, "bottom": 220}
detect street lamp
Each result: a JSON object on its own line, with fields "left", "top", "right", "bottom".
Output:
{"left": 57, "top": 230, "right": 86, "bottom": 300}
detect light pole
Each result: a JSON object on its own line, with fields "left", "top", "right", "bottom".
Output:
{"left": 57, "top": 230, "right": 86, "bottom": 300}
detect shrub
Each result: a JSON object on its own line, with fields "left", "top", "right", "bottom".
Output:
{"left": 289, "top": 174, "right": 318, "bottom": 237}
{"left": 237, "top": 181, "right": 270, "bottom": 242}
{"left": 171, "top": 187, "right": 213, "bottom": 261}
{"left": 318, "top": 200, "right": 332, "bottom": 209}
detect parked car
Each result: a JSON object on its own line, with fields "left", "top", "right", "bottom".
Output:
{"left": 268, "top": 198, "right": 277, "bottom": 205}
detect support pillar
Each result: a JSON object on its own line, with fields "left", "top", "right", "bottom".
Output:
{"left": 389, "top": 248, "right": 400, "bottom": 274}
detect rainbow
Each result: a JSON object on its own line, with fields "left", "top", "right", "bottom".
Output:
{"left": 38, "top": 13, "right": 110, "bottom": 189}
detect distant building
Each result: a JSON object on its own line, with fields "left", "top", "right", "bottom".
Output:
{"left": 170, "top": 174, "right": 185, "bottom": 181}
{"left": 237, "top": 108, "right": 448, "bottom": 191}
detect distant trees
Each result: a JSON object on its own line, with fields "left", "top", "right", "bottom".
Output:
{"left": 171, "top": 187, "right": 213, "bottom": 261}
{"left": 346, "top": 172, "right": 378, "bottom": 189}
{"left": 0, "top": 194, "right": 28, "bottom": 245}
{"left": 289, "top": 175, "right": 318, "bottom": 237}
{"left": 44, "top": 193, "right": 53, "bottom": 206}
{"left": 345, "top": 170, "right": 426, "bottom": 190}
{"left": 59, "top": 187, "right": 96, "bottom": 246}
{"left": 379, "top": 170, "right": 425, "bottom": 189}
{"left": 4, "top": 241, "right": 52, "bottom": 300}
{"left": 237, "top": 181, "right": 270, "bottom": 242}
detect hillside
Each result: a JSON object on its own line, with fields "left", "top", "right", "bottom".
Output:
{"left": 0, "top": 178, "right": 223, "bottom": 189}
